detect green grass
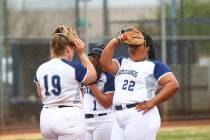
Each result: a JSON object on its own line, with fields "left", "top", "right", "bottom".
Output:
{"left": 157, "top": 126, "right": 210, "bottom": 140}
{"left": 2, "top": 125, "right": 210, "bottom": 140}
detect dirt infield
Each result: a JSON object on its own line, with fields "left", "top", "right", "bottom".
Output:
{"left": 0, "top": 132, "right": 41, "bottom": 140}
{"left": 161, "top": 119, "right": 210, "bottom": 127}
{"left": 0, "top": 119, "right": 210, "bottom": 140}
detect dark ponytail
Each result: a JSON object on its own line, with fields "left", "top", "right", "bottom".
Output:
{"left": 142, "top": 32, "right": 156, "bottom": 60}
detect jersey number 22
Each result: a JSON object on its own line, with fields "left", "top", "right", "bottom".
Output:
{"left": 122, "top": 80, "right": 135, "bottom": 91}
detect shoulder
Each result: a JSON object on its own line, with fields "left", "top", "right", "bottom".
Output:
{"left": 152, "top": 60, "right": 172, "bottom": 81}
{"left": 36, "top": 59, "right": 52, "bottom": 73}
{"left": 61, "top": 59, "right": 87, "bottom": 83}
{"left": 61, "top": 59, "right": 85, "bottom": 69}
{"left": 102, "top": 72, "right": 115, "bottom": 93}
{"left": 114, "top": 57, "right": 129, "bottom": 66}
{"left": 103, "top": 72, "right": 115, "bottom": 80}
{"left": 153, "top": 60, "right": 171, "bottom": 70}
{"left": 35, "top": 60, "right": 52, "bottom": 83}
{"left": 145, "top": 60, "right": 170, "bottom": 67}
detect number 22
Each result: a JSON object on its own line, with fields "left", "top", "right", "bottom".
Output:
{"left": 122, "top": 80, "right": 135, "bottom": 91}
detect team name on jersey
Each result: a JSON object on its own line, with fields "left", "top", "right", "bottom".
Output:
{"left": 116, "top": 69, "right": 138, "bottom": 78}
{"left": 83, "top": 86, "right": 94, "bottom": 96}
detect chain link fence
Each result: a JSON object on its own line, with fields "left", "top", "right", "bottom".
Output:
{"left": 0, "top": 0, "right": 210, "bottom": 132}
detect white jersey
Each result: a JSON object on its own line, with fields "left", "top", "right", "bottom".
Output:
{"left": 34, "top": 58, "right": 87, "bottom": 108}
{"left": 83, "top": 72, "right": 115, "bottom": 114}
{"left": 113, "top": 57, "right": 171, "bottom": 105}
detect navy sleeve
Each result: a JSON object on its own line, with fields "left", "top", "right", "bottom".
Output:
{"left": 72, "top": 62, "right": 87, "bottom": 83}
{"left": 61, "top": 59, "right": 87, "bottom": 83}
{"left": 114, "top": 57, "right": 123, "bottom": 66}
{"left": 104, "top": 72, "right": 115, "bottom": 93}
{"left": 154, "top": 61, "right": 171, "bottom": 80}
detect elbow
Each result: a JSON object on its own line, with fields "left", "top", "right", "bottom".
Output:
{"left": 175, "top": 79, "right": 180, "bottom": 90}
{"left": 89, "top": 71, "right": 97, "bottom": 83}
{"left": 92, "top": 72, "right": 97, "bottom": 82}
{"left": 102, "top": 102, "right": 112, "bottom": 109}
{"left": 173, "top": 81, "right": 180, "bottom": 94}
{"left": 176, "top": 83, "right": 180, "bottom": 90}
{"left": 91, "top": 67, "right": 97, "bottom": 81}
{"left": 101, "top": 98, "right": 113, "bottom": 109}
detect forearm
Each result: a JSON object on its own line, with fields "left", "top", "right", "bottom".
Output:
{"left": 90, "top": 84, "right": 113, "bottom": 108}
{"left": 100, "top": 38, "right": 119, "bottom": 71}
{"left": 78, "top": 53, "right": 97, "bottom": 80}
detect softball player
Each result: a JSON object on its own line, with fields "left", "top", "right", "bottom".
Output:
{"left": 34, "top": 26, "right": 96, "bottom": 140}
{"left": 82, "top": 44, "right": 115, "bottom": 140}
{"left": 100, "top": 27, "right": 179, "bottom": 140}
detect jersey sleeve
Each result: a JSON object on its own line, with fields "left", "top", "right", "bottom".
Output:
{"left": 72, "top": 62, "right": 88, "bottom": 83}
{"left": 154, "top": 61, "right": 171, "bottom": 81}
{"left": 104, "top": 73, "right": 115, "bottom": 94}
{"left": 61, "top": 59, "right": 88, "bottom": 83}
{"left": 114, "top": 57, "right": 123, "bottom": 67}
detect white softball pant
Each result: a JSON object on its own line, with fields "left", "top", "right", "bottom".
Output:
{"left": 85, "top": 112, "right": 115, "bottom": 140}
{"left": 40, "top": 106, "right": 86, "bottom": 140}
{"left": 111, "top": 106, "right": 161, "bottom": 140}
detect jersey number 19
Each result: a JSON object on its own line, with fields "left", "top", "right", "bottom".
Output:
{"left": 44, "top": 75, "right": 61, "bottom": 96}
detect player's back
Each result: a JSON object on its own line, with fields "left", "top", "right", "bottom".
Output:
{"left": 35, "top": 58, "right": 86, "bottom": 108}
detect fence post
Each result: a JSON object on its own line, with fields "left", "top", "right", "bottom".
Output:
{"left": 161, "top": 0, "right": 168, "bottom": 121}
{"left": 0, "top": 0, "right": 7, "bottom": 129}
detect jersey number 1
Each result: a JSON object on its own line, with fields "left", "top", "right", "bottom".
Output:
{"left": 93, "top": 100, "right": 97, "bottom": 111}
{"left": 44, "top": 75, "right": 61, "bottom": 96}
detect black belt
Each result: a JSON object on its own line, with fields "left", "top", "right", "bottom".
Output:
{"left": 85, "top": 113, "right": 107, "bottom": 119}
{"left": 115, "top": 103, "right": 138, "bottom": 111}
{"left": 58, "top": 105, "right": 73, "bottom": 108}
{"left": 44, "top": 105, "right": 73, "bottom": 108}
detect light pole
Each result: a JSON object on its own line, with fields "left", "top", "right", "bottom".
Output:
{"left": 171, "top": 0, "right": 177, "bottom": 64}
{"left": 160, "top": 0, "right": 168, "bottom": 121}
{"left": 0, "top": 0, "right": 7, "bottom": 129}
{"left": 161, "top": 0, "right": 166, "bottom": 64}
{"left": 103, "top": 0, "right": 110, "bottom": 42}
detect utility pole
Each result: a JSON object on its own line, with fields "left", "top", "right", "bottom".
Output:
{"left": 179, "top": 0, "right": 187, "bottom": 114}
{"left": 75, "top": 0, "right": 80, "bottom": 30}
{"left": 161, "top": 0, "right": 166, "bottom": 64}
{"left": 161, "top": 0, "right": 167, "bottom": 63}
{"left": 83, "top": 0, "right": 89, "bottom": 53}
{"left": 0, "top": 0, "right": 7, "bottom": 128}
{"left": 170, "top": 0, "right": 177, "bottom": 64}
{"left": 160, "top": 0, "right": 168, "bottom": 121}
{"left": 103, "top": 0, "right": 110, "bottom": 42}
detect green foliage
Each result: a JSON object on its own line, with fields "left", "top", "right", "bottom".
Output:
{"left": 166, "top": 0, "right": 210, "bottom": 36}
{"left": 164, "top": 0, "right": 210, "bottom": 57}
